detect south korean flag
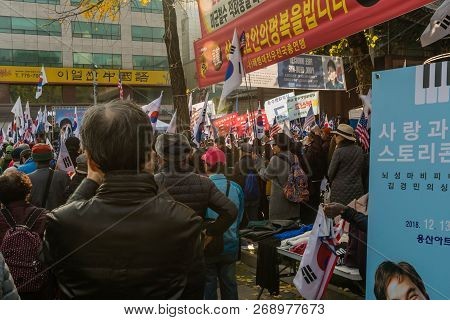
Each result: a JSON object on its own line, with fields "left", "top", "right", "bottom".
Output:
{"left": 293, "top": 205, "right": 338, "bottom": 300}
{"left": 57, "top": 139, "right": 75, "bottom": 173}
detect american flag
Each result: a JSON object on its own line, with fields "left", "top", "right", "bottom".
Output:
{"left": 239, "top": 31, "right": 246, "bottom": 53}
{"left": 355, "top": 111, "right": 370, "bottom": 150}
{"left": 118, "top": 75, "right": 124, "bottom": 100}
{"left": 303, "top": 106, "right": 316, "bottom": 131}
{"left": 269, "top": 118, "right": 282, "bottom": 139}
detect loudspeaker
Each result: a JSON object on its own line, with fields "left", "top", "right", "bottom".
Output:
{"left": 356, "top": 0, "right": 380, "bottom": 7}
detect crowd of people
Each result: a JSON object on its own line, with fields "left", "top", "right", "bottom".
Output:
{"left": 0, "top": 99, "right": 371, "bottom": 300}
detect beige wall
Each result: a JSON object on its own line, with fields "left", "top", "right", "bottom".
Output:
{"left": 0, "top": 0, "right": 168, "bottom": 69}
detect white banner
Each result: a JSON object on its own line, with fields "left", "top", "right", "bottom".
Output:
{"left": 264, "top": 92, "right": 295, "bottom": 125}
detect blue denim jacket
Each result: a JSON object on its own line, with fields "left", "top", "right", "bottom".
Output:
{"left": 205, "top": 174, "right": 244, "bottom": 258}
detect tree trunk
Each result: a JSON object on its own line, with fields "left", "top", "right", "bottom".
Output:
{"left": 347, "top": 32, "right": 374, "bottom": 95}
{"left": 162, "top": 0, "right": 189, "bottom": 132}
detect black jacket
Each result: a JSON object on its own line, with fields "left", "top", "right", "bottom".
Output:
{"left": 42, "top": 172, "right": 203, "bottom": 299}
{"left": 154, "top": 166, "right": 237, "bottom": 237}
{"left": 342, "top": 207, "right": 368, "bottom": 233}
{"left": 232, "top": 155, "right": 258, "bottom": 190}
{"left": 29, "top": 167, "right": 70, "bottom": 211}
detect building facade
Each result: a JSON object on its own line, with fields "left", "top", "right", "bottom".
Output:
{"left": 0, "top": 0, "right": 176, "bottom": 121}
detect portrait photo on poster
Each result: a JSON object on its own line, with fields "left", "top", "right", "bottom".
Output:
{"left": 323, "top": 57, "right": 345, "bottom": 90}
{"left": 374, "top": 261, "right": 429, "bottom": 300}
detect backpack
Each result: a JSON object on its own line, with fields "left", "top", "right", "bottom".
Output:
{"left": 0, "top": 207, "right": 48, "bottom": 293}
{"left": 278, "top": 153, "right": 309, "bottom": 203}
{"left": 243, "top": 170, "right": 260, "bottom": 201}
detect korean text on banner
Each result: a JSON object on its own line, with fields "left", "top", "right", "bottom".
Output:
{"left": 366, "top": 62, "right": 450, "bottom": 300}
{"left": 287, "top": 91, "right": 320, "bottom": 121}
{"left": 0, "top": 66, "right": 170, "bottom": 86}
{"left": 197, "top": 0, "right": 267, "bottom": 36}
{"left": 194, "top": 0, "right": 435, "bottom": 88}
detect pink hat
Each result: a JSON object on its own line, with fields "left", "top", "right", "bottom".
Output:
{"left": 201, "top": 147, "right": 226, "bottom": 166}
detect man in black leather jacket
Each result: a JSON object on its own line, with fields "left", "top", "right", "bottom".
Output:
{"left": 42, "top": 100, "right": 203, "bottom": 299}
{"left": 154, "top": 133, "right": 237, "bottom": 300}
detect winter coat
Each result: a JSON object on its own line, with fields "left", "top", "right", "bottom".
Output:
{"left": 258, "top": 151, "right": 301, "bottom": 221}
{"left": 0, "top": 200, "right": 47, "bottom": 244}
{"left": 42, "top": 173, "right": 203, "bottom": 299}
{"left": 205, "top": 174, "right": 244, "bottom": 260}
{"left": 17, "top": 158, "right": 37, "bottom": 174}
{"left": 154, "top": 166, "right": 237, "bottom": 236}
{"left": 0, "top": 253, "right": 20, "bottom": 300}
{"left": 28, "top": 167, "right": 70, "bottom": 211}
{"left": 232, "top": 155, "right": 262, "bottom": 207}
{"left": 328, "top": 140, "right": 365, "bottom": 205}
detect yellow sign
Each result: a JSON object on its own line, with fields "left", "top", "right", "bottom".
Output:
{"left": 0, "top": 66, "right": 170, "bottom": 86}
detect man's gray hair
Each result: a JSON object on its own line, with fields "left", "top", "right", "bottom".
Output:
{"left": 80, "top": 99, "right": 153, "bottom": 173}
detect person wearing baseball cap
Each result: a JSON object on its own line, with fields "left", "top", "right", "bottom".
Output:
{"left": 202, "top": 147, "right": 244, "bottom": 300}
{"left": 154, "top": 133, "right": 237, "bottom": 299}
{"left": 328, "top": 124, "right": 366, "bottom": 207}
{"left": 28, "top": 143, "right": 70, "bottom": 211}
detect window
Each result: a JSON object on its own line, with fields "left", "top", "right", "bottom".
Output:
{"left": 131, "top": 0, "right": 163, "bottom": 13}
{"left": 73, "top": 52, "right": 122, "bottom": 69}
{"left": 3, "top": 0, "right": 59, "bottom": 4}
{"left": 0, "top": 49, "right": 62, "bottom": 67}
{"left": 0, "top": 49, "right": 12, "bottom": 65}
{"left": 132, "top": 55, "right": 168, "bottom": 70}
{"left": 0, "top": 16, "right": 61, "bottom": 36}
{"left": 131, "top": 26, "right": 164, "bottom": 42}
{"left": 72, "top": 21, "right": 120, "bottom": 40}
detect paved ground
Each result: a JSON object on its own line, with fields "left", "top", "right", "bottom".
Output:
{"left": 236, "top": 261, "right": 364, "bottom": 300}
{"left": 236, "top": 262, "right": 303, "bottom": 300}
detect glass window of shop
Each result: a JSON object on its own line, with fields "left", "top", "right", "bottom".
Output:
{"left": 132, "top": 55, "right": 168, "bottom": 70}
{"left": 132, "top": 87, "right": 172, "bottom": 105}
{"left": 131, "top": 26, "right": 164, "bottom": 43}
{"left": 72, "top": 21, "right": 120, "bottom": 40}
{"left": 131, "top": 0, "right": 163, "bottom": 13}
{"left": 73, "top": 52, "right": 122, "bottom": 69}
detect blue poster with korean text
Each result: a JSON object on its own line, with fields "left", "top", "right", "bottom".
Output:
{"left": 367, "top": 62, "right": 450, "bottom": 300}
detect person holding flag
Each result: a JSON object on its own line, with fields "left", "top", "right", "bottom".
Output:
{"left": 35, "top": 66, "right": 48, "bottom": 99}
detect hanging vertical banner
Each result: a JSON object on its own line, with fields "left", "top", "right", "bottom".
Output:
{"left": 287, "top": 91, "right": 320, "bottom": 121}
{"left": 367, "top": 62, "right": 450, "bottom": 300}
{"left": 194, "top": 0, "right": 435, "bottom": 88}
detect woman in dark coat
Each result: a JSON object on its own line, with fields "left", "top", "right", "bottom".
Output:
{"left": 328, "top": 124, "right": 365, "bottom": 205}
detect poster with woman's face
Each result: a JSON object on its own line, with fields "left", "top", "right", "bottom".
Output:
{"left": 323, "top": 57, "right": 345, "bottom": 90}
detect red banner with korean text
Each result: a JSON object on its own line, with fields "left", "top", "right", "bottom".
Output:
{"left": 194, "top": 0, "right": 434, "bottom": 88}
{"left": 213, "top": 110, "right": 270, "bottom": 136}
